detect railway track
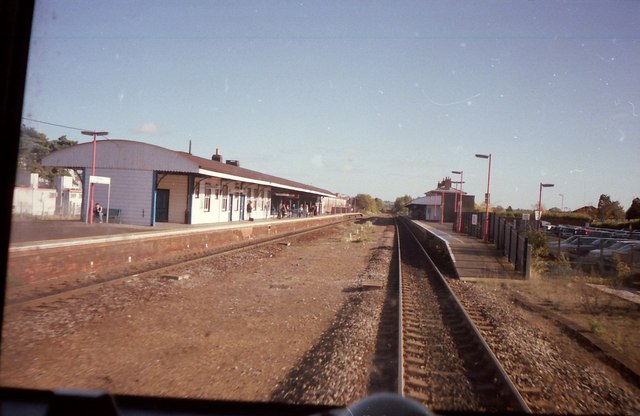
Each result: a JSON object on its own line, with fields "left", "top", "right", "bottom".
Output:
{"left": 5, "top": 220, "right": 350, "bottom": 311}
{"left": 395, "top": 217, "right": 531, "bottom": 413}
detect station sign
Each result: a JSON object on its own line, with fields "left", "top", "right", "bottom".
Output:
{"left": 90, "top": 175, "right": 111, "bottom": 185}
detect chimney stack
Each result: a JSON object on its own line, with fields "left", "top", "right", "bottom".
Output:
{"left": 212, "top": 148, "right": 223, "bottom": 162}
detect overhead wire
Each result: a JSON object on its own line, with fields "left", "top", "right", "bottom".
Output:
{"left": 21, "top": 117, "right": 111, "bottom": 139}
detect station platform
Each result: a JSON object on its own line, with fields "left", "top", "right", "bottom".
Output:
{"left": 7, "top": 215, "right": 358, "bottom": 291}
{"left": 9, "top": 217, "right": 281, "bottom": 245}
{"left": 413, "top": 221, "right": 522, "bottom": 280}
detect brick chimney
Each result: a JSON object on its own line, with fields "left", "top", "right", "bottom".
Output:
{"left": 212, "top": 148, "right": 223, "bottom": 162}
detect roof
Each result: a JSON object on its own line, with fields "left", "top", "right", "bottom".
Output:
{"left": 177, "top": 151, "right": 334, "bottom": 196}
{"left": 43, "top": 139, "right": 335, "bottom": 197}
{"left": 426, "top": 188, "right": 466, "bottom": 196}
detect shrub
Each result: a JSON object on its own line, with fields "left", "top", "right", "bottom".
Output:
{"left": 541, "top": 211, "right": 591, "bottom": 224}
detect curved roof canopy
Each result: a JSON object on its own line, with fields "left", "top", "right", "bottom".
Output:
{"left": 43, "top": 140, "right": 335, "bottom": 197}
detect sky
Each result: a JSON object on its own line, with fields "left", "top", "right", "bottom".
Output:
{"left": 20, "top": 0, "right": 640, "bottom": 211}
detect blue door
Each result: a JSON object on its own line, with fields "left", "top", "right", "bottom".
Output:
{"left": 156, "top": 189, "right": 170, "bottom": 222}
{"left": 239, "top": 194, "right": 246, "bottom": 221}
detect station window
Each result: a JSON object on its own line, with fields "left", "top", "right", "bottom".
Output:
{"left": 234, "top": 193, "right": 240, "bottom": 211}
{"left": 204, "top": 184, "right": 211, "bottom": 212}
{"left": 221, "top": 185, "right": 228, "bottom": 211}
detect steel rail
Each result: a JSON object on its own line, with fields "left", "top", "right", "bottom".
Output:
{"left": 399, "top": 217, "right": 531, "bottom": 414}
{"left": 394, "top": 218, "right": 405, "bottom": 396}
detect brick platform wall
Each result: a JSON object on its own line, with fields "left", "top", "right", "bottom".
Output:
{"left": 7, "top": 216, "right": 355, "bottom": 288}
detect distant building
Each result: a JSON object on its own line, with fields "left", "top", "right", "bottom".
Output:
{"left": 573, "top": 205, "right": 597, "bottom": 219}
{"left": 12, "top": 173, "right": 57, "bottom": 217}
{"left": 406, "top": 177, "right": 475, "bottom": 222}
{"left": 324, "top": 193, "right": 352, "bottom": 214}
{"left": 54, "top": 175, "right": 82, "bottom": 217}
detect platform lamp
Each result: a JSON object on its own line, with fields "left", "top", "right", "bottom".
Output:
{"left": 452, "top": 170, "right": 463, "bottom": 233}
{"left": 537, "top": 182, "right": 554, "bottom": 230}
{"left": 81, "top": 130, "right": 109, "bottom": 224}
{"left": 475, "top": 153, "right": 491, "bottom": 242}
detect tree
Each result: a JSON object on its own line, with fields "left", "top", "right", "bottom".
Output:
{"left": 393, "top": 195, "right": 412, "bottom": 214}
{"left": 353, "top": 193, "right": 377, "bottom": 213}
{"left": 374, "top": 198, "right": 384, "bottom": 213}
{"left": 626, "top": 197, "right": 640, "bottom": 220}
{"left": 597, "top": 194, "right": 625, "bottom": 221}
{"left": 18, "top": 126, "right": 77, "bottom": 183}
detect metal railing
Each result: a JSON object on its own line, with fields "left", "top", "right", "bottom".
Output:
{"left": 456, "top": 212, "right": 532, "bottom": 278}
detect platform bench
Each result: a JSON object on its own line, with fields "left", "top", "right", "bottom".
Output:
{"left": 108, "top": 208, "right": 122, "bottom": 223}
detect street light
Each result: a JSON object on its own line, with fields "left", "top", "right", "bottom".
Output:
{"left": 537, "top": 182, "right": 554, "bottom": 230}
{"left": 81, "top": 130, "right": 109, "bottom": 224}
{"left": 475, "top": 153, "right": 491, "bottom": 242}
{"left": 452, "top": 170, "right": 463, "bottom": 233}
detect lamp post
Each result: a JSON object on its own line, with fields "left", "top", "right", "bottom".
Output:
{"left": 475, "top": 153, "right": 491, "bottom": 242}
{"left": 81, "top": 130, "right": 109, "bottom": 224}
{"left": 452, "top": 170, "right": 463, "bottom": 233}
{"left": 537, "top": 182, "right": 554, "bottom": 230}
{"left": 559, "top": 193, "right": 564, "bottom": 211}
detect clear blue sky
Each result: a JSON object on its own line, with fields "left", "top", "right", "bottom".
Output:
{"left": 21, "top": 0, "right": 640, "bottom": 211}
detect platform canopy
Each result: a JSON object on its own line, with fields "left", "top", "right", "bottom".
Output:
{"left": 43, "top": 139, "right": 335, "bottom": 197}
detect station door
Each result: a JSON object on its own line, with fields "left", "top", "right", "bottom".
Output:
{"left": 156, "top": 189, "right": 170, "bottom": 222}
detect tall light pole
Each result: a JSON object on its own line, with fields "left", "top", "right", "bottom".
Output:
{"left": 475, "top": 153, "right": 491, "bottom": 242}
{"left": 452, "top": 170, "right": 463, "bottom": 233}
{"left": 81, "top": 130, "right": 109, "bottom": 224}
{"left": 538, "top": 182, "right": 554, "bottom": 230}
{"left": 559, "top": 193, "right": 564, "bottom": 211}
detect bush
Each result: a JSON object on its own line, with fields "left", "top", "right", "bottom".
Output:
{"left": 590, "top": 219, "right": 640, "bottom": 231}
{"left": 541, "top": 211, "right": 591, "bottom": 224}
{"left": 527, "top": 228, "right": 548, "bottom": 254}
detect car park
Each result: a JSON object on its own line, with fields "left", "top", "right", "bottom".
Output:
{"left": 548, "top": 236, "right": 601, "bottom": 258}
{"left": 587, "top": 240, "right": 640, "bottom": 261}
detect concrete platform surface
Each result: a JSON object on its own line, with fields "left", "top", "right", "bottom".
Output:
{"left": 9, "top": 217, "right": 277, "bottom": 245}
{"left": 416, "top": 221, "right": 522, "bottom": 279}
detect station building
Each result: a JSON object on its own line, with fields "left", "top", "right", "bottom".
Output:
{"left": 407, "top": 177, "right": 475, "bottom": 222}
{"left": 42, "top": 140, "right": 336, "bottom": 226}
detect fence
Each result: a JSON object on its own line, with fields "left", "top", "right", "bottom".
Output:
{"left": 456, "top": 212, "right": 532, "bottom": 278}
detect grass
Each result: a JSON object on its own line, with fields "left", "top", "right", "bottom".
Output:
{"left": 343, "top": 221, "right": 374, "bottom": 244}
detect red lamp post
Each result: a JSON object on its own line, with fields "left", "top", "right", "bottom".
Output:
{"left": 81, "top": 130, "right": 109, "bottom": 224}
{"left": 475, "top": 153, "right": 491, "bottom": 242}
{"left": 537, "top": 182, "right": 554, "bottom": 230}
{"left": 452, "top": 170, "right": 463, "bottom": 233}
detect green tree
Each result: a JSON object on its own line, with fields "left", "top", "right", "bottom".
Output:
{"left": 353, "top": 193, "right": 377, "bottom": 213}
{"left": 393, "top": 195, "right": 413, "bottom": 214}
{"left": 19, "top": 126, "right": 77, "bottom": 183}
{"left": 374, "top": 198, "right": 384, "bottom": 213}
{"left": 626, "top": 197, "right": 640, "bottom": 220}
{"left": 597, "top": 194, "right": 625, "bottom": 221}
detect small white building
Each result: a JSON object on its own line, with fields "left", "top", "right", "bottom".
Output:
{"left": 12, "top": 173, "right": 57, "bottom": 217}
{"left": 43, "top": 140, "right": 335, "bottom": 226}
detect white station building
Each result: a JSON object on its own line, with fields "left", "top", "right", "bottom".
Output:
{"left": 43, "top": 140, "right": 335, "bottom": 226}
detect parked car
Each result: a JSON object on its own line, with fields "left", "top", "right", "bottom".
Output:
{"left": 548, "top": 236, "right": 602, "bottom": 257}
{"left": 587, "top": 240, "right": 640, "bottom": 261}
{"left": 557, "top": 225, "right": 580, "bottom": 239}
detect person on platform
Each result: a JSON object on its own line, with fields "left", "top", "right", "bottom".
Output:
{"left": 94, "top": 203, "right": 104, "bottom": 223}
